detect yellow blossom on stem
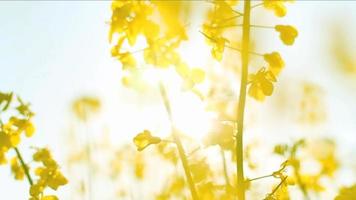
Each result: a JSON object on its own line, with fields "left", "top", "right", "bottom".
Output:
{"left": 211, "top": 37, "right": 229, "bottom": 61}
{"left": 30, "top": 183, "right": 44, "bottom": 198}
{"left": 133, "top": 130, "right": 161, "bottom": 151}
{"left": 10, "top": 156, "right": 25, "bottom": 180}
{"left": 30, "top": 148, "right": 68, "bottom": 199}
{"left": 41, "top": 195, "right": 59, "bottom": 200}
{"left": 248, "top": 68, "right": 277, "bottom": 101}
{"left": 263, "top": 0, "right": 292, "bottom": 17}
{"left": 264, "top": 52, "right": 285, "bottom": 76}
{"left": 0, "top": 150, "right": 7, "bottom": 164}
{"left": 8, "top": 117, "right": 35, "bottom": 137}
{"left": 335, "top": 184, "right": 356, "bottom": 200}
{"left": 275, "top": 25, "right": 298, "bottom": 45}
{"left": 144, "top": 38, "right": 181, "bottom": 68}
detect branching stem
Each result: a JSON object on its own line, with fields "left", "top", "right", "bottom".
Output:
{"left": 158, "top": 82, "right": 199, "bottom": 200}
{"left": 199, "top": 30, "right": 263, "bottom": 57}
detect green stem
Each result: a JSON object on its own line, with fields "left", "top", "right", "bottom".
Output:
{"left": 159, "top": 82, "right": 199, "bottom": 200}
{"left": 247, "top": 174, "right": 274, "bottom": 182}
{"left": 290, "top": 144, "right": 310, "bottom": 200}
{"left": 225, "top": 45, "right": 264, "bottom": 57}
{"left": 236, "top": 1, "right": 251, "bottom": 200}
{"left": 14, "top": 147, "right": 33, "bottom": 185}
{"left": 265, "top": 176, "right": 288, "bottom": 199}
{"left": 220, "top": 148, "right": 231, "bottom": 190}
{"left": 250, "top": 24, "right": 274, "bottom": 29}
{"left": 199, "top": 31, "right": 263, "bottom": 57}
{"left": 293, "top": 165, "right": 310, "bottom": 200}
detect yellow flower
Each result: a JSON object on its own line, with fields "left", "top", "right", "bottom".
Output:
{"left": 211, "top": 37, "right": 228, "bottom": 61}
{"left": 34, "top": 166, "right": 68, "bottom": 190}
{"left": 30, "top": 183, "right": 44, "bottom": 198}
{"left": 8, "top": 117, "right": 35, "bottom": 137}
{"left": 72, "top": 97, "right": 101, "bottom": 121}
{"left": 263, "top": 0, "right": 291, "bottom": 17}
{"left": 197, "top": 182, "right": 215, "bottom": 200}
{"left": 0, "top": 128, "right": 21, "bottom": 148}
{"left": 144, "top": 38, "right": 181, "bottom": 68}
{"left": 264, "top": 52, "right": 285, "bottom": 76}
{"left": 30, "top": 148, "right": 68, "bottom": 199}
{"left": 190, "top": 159, "right": 212, "bottom": 183}
{"left": 178, "top": 65, "right": 206, "bottom": 90}
{"left": 133, "top": 130, "right": 161, "bottom": 151}
{"left": 335, "top": 184, "right": 356, "bottom": 200}
{"left": 275, "top": 25, "right": 298, "bottom": 45}
{"left": 204, "top": 121, "right": 234, "bottom": 151}
{"left": 248, "top": 68, "right": 277, "bottom": 101}
{"left": 0, "top": 150, "right": 7, "bottom": 164}
{"left": 134, "top": 154, "right": 145, "bottom": 179}
{"left": 10, "top": 156, "right": 25, "bottom": 180}
{"left": 33, "top": 148, "right": 51, "bottom": 163}
{"left": 16, "top": 97, "right": 34, "bottom": 118}
{"left": 109, "top": 1, "right": 157, "bottom": 45}
{"left": 117, "top": 52, "right": 137, "bottom": 70}
{"left": 308, "top": 139, "right": 339, "bottom": 176}
{"left": 299, "top": 174, "right": 324, "bottom": 192}
{"left": 156, "top": 143, "right": 178, "bottom": 164}
{"left": 0, "top": 92, "right": 13, "bottom": 111}
{"left": 168, "top": 176, "right": 185, "bottom": 194}
{"left": 47, "top": 170, "right": 68, "bottom": 190}
{"left": 42, "top": 196, "right": 59, "bottom": 200}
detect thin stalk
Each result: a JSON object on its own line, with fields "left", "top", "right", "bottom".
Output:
{"left": 158, "top": 82, "right": 199, "bottom": 200}
{"left": 250, "top": 24, "right": 274, "bottom": 29}
{"left": 84, "top": 122, "right": 93, "bottom": 200}
{"left": 14, "top": 147, "right": 33, "bottom": 185}
{"left": 199, "top": 31, "right": 263, "bottom": 57}
{"left": 247, "top": 174, "right": 274, "bottom": 182}
{"left": 225, "top": 45, "right": 264, "bottom": 57}
{"left": 236, "top": 1, "right": 251, "bottom": 200}
{"left": 265, "top": 176, "right": 288, "bottom": 199}
{"left": 251, "top": 2, "right": 263, "bottom": 9}
{"left": 207, "top": 24, "right": 274, "bottom": 30}
{"left": 293, "top": 166, "right": 310, "bottom": 200}
{"left": 290, "top": 144, "right": 310, "bottom": 200}
{"left": 220, "top": 148, "right": 231, "bottom": 190}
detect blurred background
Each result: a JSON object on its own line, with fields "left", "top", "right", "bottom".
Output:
{"left": 1, "top": 1, "right": 356, "bottom": 199}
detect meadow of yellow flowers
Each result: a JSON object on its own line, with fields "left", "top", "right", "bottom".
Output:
{"left": 1, "top": 0, "right": 356, "bottom": 200}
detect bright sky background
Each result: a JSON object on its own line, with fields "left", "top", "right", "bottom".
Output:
{"left": 1, "top": 1, "right": 356, "bottom": 199}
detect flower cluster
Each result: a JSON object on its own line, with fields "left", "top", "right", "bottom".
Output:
{"left": 72, "top": 96, "right": 101, "bottom": 122}
{"left": 201, "top": 0, "right": 298, "bottom": 101}
{"left": 29, "top": 148, "right": 68, "bottom": 200}
{"left": 248, "top": 68, "right": 277, "bottom": 101}
{"left": 110, "top": 1, "right": 205, "bottom": 91}
{"left": 0, "top": 92, "right": 34, "bottom": 164}
{"left": 202, "top": 1, "right": 239, "bottom": 61}
{"left": 263, "top": 0, "right": 293, "bottom": 17}
{"left": 0, "top": 91, "right": 67, "bottom": 200}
